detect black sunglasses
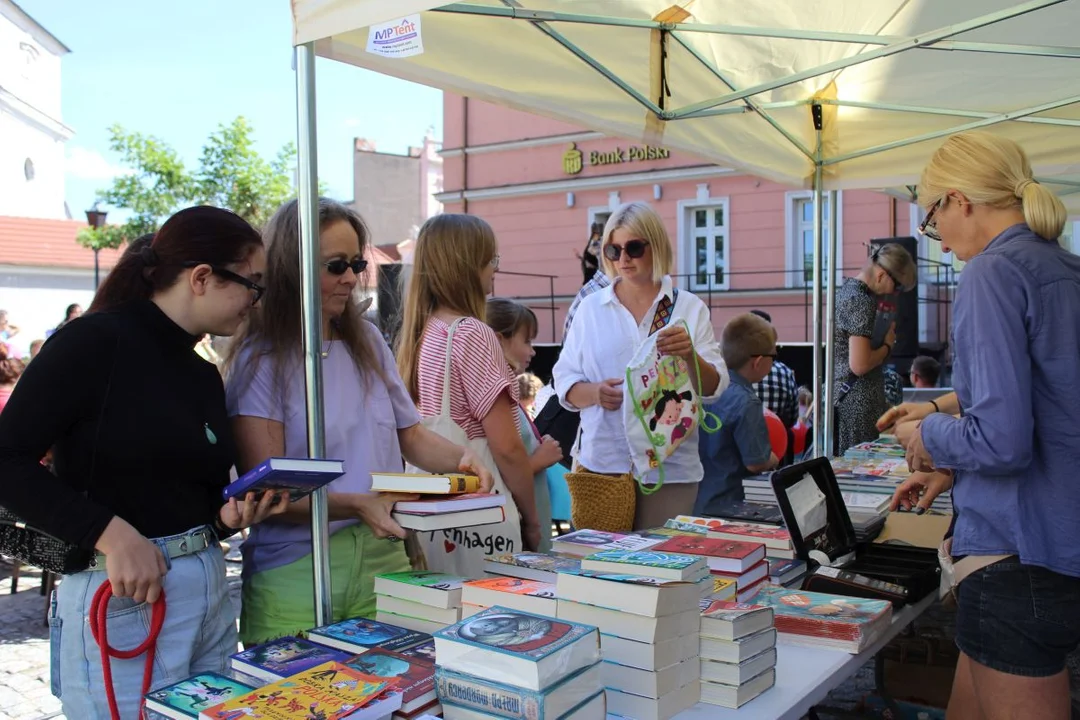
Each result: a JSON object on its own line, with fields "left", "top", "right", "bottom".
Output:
{"left": 324, "top": 257, "right": 368, "bottom": 276}
{"left": 183, "top": 262, "right": 264, "bottom": 306}
{"left": 603, "top": 239, "right": 649, "bottom": 261}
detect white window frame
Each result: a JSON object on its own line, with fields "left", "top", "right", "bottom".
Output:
{"left": 676, "top": 196, "right": 730, "bottom": 292}
{"left": 785, "top": 190, "right": 844, "bottom": 289}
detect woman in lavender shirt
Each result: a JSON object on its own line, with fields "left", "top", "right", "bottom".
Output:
{"left": 225, "top": 198, "right": 492, "bottom": 645}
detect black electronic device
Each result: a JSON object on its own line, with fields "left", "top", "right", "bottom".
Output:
{"left": 770, "top": 457, "right": 939, "bottom": 606}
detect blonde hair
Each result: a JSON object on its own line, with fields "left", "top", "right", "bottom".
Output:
{"left": 721, "top": 313, "right": 777, "bottom": 370}
{"left": 867, "top": 243, "right": 917, "bottom": 293}
{"left": 600, "top": 201, "right": 674, "bottom": 281}
{"left": 517, "top": 372, "right": 542, "bottom": 401}
{"left": 918, "top": 131, "right": 1067, "bottom": 242}
{"left": 396, "top": 213, "right": 498, "bottom": 400}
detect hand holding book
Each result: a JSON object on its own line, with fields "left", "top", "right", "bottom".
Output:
{"left": 457, "top": 447, "right": 494, "bottom": 493}
{"left": 218, "top": 489, "right": 289, "bottom": 536}
{"left": 351, "top": 492, "right": 421, "bottom": 540}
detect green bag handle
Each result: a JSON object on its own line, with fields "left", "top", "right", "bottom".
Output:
{"left": 625, "top": 319, "right": 722, "bottom": 495}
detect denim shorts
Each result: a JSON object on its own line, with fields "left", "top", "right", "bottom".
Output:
{"left": 956, "top": 556, "right": 1080, "bottom": 677}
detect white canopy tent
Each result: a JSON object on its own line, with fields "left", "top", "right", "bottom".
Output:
{"left": 287, "top": 0, "right": 1080, "bottom": 620}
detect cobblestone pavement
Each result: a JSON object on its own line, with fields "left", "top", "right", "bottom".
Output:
{"left": 1, "top": 552, "right": 1076, "bottom": 720}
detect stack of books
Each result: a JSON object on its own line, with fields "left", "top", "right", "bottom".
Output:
{"left": 698, "top": 600, "right": 778, "bottom": 708}
{"left": 752, "top": 584, "right": 893, "bottom": 653}
{"left": 371, "top": 471, "right": 510, "bottom": 531}
{"left": 652, "top": 535, "right": 769, "bottom": 603}
{"left": 433, "top": 606, "right": 604, "bottom": 719}
{"left": 667, "top": 516, "right": 806, "bottom": 588}
{"left": 841, "top": 491, "right": 891, "bottom": 541}
{"left": 551, "top": 528, "right": 664, "bottom": 557}
{"left": 375, "top": 570, "right": 466, "bottom": 634}
{"left": 557, "top": 550, "right": 706, "bottom": 720}
{"left": 484, "top": 552, "right": 582, "bottom": 583}
{"left": 461, "top": 575, "right": 557, "bottom": 617}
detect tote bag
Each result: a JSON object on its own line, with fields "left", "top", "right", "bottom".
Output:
{"left": 406, "top": 319, "right": 523, "bottom": 578}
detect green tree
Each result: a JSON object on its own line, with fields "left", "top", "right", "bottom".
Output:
{"left": 78, "top": 117, "right": 297, "bottom": 254}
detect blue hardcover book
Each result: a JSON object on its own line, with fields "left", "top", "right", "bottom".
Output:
{"left": 436, "top": 662, "right": 602, "bottom": 720}
{"left": 229, "top": 636, "right": 351, "bottom": 683}
{"left": 306, "top": 616, "right": 432, "bottom": 655}
{"left": 434, "top": 606, "right": 600, "bottom": 691}
{"left": 143, "top": 672, "right": 255, "bottom": 718}
{"left": 223, "top": 456, "right": 345, "bottom": 502}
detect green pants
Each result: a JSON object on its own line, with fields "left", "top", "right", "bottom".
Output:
{"left": 239, "top": 523, "right": 410, "bottom": 645}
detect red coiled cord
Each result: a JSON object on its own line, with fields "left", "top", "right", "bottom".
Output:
{"left": 89, "top": 581, "right": 166, "bottom": 720}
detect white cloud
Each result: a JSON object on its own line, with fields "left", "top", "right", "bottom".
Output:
{"left": 65, "top": 146, "right": 134, "bottom": 181}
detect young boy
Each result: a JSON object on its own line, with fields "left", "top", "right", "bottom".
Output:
{"left": 693, "top": 313, "right": 780, "bottom": 516}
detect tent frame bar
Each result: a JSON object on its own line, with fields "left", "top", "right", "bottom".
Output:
{"left": 822, "top": 99, "right": 1080, "bottom": 128}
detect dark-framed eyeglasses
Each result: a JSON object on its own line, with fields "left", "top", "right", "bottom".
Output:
{"left": 323, "top": 257, "right": 368, "bottom": 276}
{"left": 182, "top": 262, "right": 264, "bottom": 306}
{"left": 603, "top": 239, "right": 649, "bottom": 261}
{"left": 918, "top": 198, "right": 944, "bottom": 242}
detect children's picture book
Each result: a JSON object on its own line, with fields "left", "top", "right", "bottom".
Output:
{"left": 145, "top": 672, "right": 256, "bottom": 717}
{"left": 752, "top": 584, "right": 892, "bottom": 652}
{"left": 551, "top": 528, "right": 663, "bottom": 556}
{"left": 344, "top": 649, "right": 436, "bottom": 713}
{"left": 223, "top": 457, "right": 345, "bottom": 503}
{"left": 306, "top": 617, "right": 431, "bottom": 655}
{"left": 230, "top": 637, "right": 351, "bottom": 684}
{"left": 199, "top": 662, "right": 389, "bottom": 720}
{"left": 580, "top": 549, "right": 707, "bottom": 581}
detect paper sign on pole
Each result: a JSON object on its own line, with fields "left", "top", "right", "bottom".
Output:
{"left": 366, "top": 14, "right": 424, "bottom": 58}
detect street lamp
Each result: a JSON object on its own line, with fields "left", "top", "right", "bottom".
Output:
{"left": 85, "top": 206, "right": 108, "bottom": 290}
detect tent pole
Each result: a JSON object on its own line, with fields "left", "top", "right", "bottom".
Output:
{"left": 823, "top": 190, "right": 839, "bottom": 456}
{"left": 295, "top": 42, "right": 333, "bottom": 627}
{"left": 810, "top": 117, "right": 824, "bottom": 458}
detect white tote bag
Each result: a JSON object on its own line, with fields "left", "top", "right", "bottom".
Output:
{"left": 406, "top": 318, "right": 523, "bottom": 578}
{"left": 623, "top": 318, "right": 721, "bottom": 491}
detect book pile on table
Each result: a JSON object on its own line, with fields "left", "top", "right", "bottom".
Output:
{"left": 461, "top": 575, "right": 557, "bottom": 617}
{"left": 144, "top": 614, "right": 442, "bottom": 720}
{"left": 671, "top": 515, "right": 808, "bottom": 588}
{"left": 556, "top": 549, "right": 707, "bottom": 720}
{"left": 752, "top": 584, "right": 893, "bottom": 653}
{"left": 841, "top": 491, "right": 891, "bottom": 541}
{"left": 433, "top": 605, "right": 605, "bottom": 719}
{"left": 697, "top": 600, "right": 778, "bottom": 709}
{"left": 650, "top": 534, "right": 769, "bottom": 603}
{"left": 551, "top": 528, "right": 665, "bottom": 557}
{"left": 375, "top": 571, "right": 466, "bottom": 635}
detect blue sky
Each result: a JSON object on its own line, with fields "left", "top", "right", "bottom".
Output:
{"left": 20, "top": 0, "right": 443, "bottom": 218}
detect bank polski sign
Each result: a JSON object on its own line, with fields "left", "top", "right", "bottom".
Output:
{"left": 562, "top": 142, "right": 670, "bottom": 175}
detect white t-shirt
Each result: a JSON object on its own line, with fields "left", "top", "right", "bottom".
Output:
{"left": 553, "top": 275, "right": 727, "bottom": 484}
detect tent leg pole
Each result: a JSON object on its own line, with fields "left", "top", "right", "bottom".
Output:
{"left": 811, "top": 151, "right": 824, "bottom": 458}
{"left": 296, "top": 42, "right": 333, "bottom": 627}
{"left": 823, "top": 189, "right": 839, "bottom": 457}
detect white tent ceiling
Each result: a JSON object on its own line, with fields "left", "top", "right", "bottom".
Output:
{"left": 292, "top": 0, "right": 1080, "bottom": 210}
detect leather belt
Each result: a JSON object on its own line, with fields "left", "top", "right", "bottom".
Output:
{"left": 88, "top": 526, "right": 215, "bottom": 571}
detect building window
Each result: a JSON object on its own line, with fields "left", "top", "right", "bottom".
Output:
{"left": 23, "top": 158, "right": 35, "bottom": 182}
{"left": 786, "top": 191, "right": 842, "bottom": 288}
{"left": 679, "top": 199, "right": 729, "bottom": 292}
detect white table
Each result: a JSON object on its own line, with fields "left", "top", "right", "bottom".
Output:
{"left": 608, "top": 593, "right": 937, "bottom": 720}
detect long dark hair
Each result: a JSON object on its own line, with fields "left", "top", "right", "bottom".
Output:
{"left": 89, "top": 207, "right": 262, "bottom": 314}
{"left": 225, "top": 198, "right": 384, "bottom": 390}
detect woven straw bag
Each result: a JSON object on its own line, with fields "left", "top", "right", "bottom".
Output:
{"left": 564, "top": 469, "right": 636, "bottom": 533}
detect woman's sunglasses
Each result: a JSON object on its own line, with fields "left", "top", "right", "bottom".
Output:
{"left": 324, "top": 258, "right": 368, "bottom": 276}
{"left": 603, "top": 239, "right": 649, "bottom": 261}
{"left": 182, "top": 262, "right": 264, "bottom": 306}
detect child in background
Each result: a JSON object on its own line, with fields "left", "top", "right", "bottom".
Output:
{"left": 694, "top": 313, "right": 780, "bottom": 515}
{"left": 487, "top": 298, "right": 561, "bottom": 552}
{"left": 517, "top": 372, "right": 543, "bottom": 419}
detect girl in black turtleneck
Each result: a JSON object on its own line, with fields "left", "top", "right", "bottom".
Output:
{"left": 0, "top": 207, "right": 287, "bottom": 719}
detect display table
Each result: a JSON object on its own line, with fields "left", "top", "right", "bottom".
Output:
{"left": 608, "top": 592, "right": 937, "bottom": 720}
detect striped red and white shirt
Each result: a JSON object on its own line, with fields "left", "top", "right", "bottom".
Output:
{"left": 416, "top": 317, "right": 520, "bottom": 440}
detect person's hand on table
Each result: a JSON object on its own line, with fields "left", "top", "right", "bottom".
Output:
{"left": 890, "top": 470, "right": 953, "bottom": 513}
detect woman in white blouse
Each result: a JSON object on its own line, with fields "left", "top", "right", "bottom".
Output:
{"left": 553, "top": 201, "right": 727, "bottom": 528}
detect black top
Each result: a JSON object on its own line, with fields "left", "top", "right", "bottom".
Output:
{"left": 0, "top": 300, "right": 236, "bottom": 551}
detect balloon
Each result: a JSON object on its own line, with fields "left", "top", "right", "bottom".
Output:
{"left": 763, "top": 408, "right": 788, "bottom": 458}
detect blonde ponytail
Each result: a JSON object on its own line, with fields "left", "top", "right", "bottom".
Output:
{"left": 1018, "top": 180, "right": 1067, "bottom": 242}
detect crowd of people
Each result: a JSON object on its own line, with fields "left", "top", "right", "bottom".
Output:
{"left": 0, "top": 129, "right": 1074, "bottom": 720}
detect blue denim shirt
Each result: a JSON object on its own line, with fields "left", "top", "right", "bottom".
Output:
{"left": 922, "top": 224, "right": 1080, "bottom": 578}
{"left": 694, "top": 370, "right": 773, "bottom": 516}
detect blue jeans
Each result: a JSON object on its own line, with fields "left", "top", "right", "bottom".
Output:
{"left": 49, "top": 528, "right": 238, "bottom": 720}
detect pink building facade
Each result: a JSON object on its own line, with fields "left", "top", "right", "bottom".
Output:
{"left": 439, "top": 95, "right": 932, "bottom": 346}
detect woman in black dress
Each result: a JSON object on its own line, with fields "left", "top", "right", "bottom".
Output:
{"left": 833, "top": 243, "right": 916, "bottom": 454}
